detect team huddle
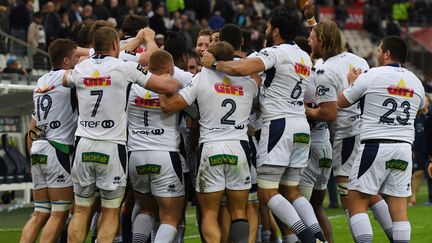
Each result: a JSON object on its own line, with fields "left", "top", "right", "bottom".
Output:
{"left": 21, "top": 2, "right": 426, "bottom": 243}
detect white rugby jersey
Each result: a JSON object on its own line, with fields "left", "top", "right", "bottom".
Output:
{"left": 127, "top": 84, "right": 179, "bottom": 151}
{"left": 67, "top": 56, "right": 152, "bottom": 144}
{"left": 343, "top": 64, "right": 426, "bottom": 144}
{"left": 33, "top": 69, "right": 77, "bottom": 145}
{"left": 256, "top": 43, "right": 312, "bottom": 122}
{"left": 89, "top": 48, "right": 142, "bottom": 63}
{"left": 314, "top": 52, "right": 369, "bottom": 140}
{"left": 179, "top": 68, "right": 258, "bottom": 143}
{"left": 304, "top": 65, "right": 330, "bottom": 143}
{"left": 120, "top": 37, "right": 146, "bottom": 53}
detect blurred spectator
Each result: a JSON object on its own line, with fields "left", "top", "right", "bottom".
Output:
{"left": 59, "top": 11, "right": 72, "bottom": 38}
{"left": 68, "top": 0, "right": 82, "bottom": 25}
{"left": 44, "top": 1, "right": 62, "bottom": 50}
{"left": 82, "top": 4, "right": 94, "bottom": 19}
{"left": 93, "top": 0, "right": 110, "bottom": 20}
{"left": 386, "top": 17, "right": 401, "bottom": 36}
{"left": 364, "top": 1, "right": 382, "bottom": 39}
{"left": 410, "top": 0, "right": 428, "bottom": 24}
{"left": 392, "top": 0, "right": 410, "bottom": 23}
{"left": 233, "top": 4, "right": 247, "bottom": 27}
{"left": 27, "top": 11, "right": 46, "bottom": 53}
{"left": 110, "top": 0, "right": 126, "bottom": 27}
{"left": 210, "top": 30, "right": 219, "bottom": 46}
{"left": 335, "top": 0, "right": 349, "bottom": 30}
{"left": 149, "top": 4, "right": 167, "bottom": 35}
{"left": 0, "top": 0, "right": 9, "bottom": 32}
{"left": 9, "top": 0, "right": 33, "bottom": 56}
{"left": 209, "top": 10, "right": 225, "bottom": 30}
{"left": 213, "top": 0, "right": 235, "bottom": 24}
{"left": 3, "top": 56, "right": 28, "bottom": 77}
{"left": 139, "top": 0, "right": 154, "bottom": 18}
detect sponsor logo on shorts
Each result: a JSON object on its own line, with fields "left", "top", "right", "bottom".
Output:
{"left": 293, "top": 133, "right": 310, "bottom": 144}
{"left": 167, "top": 184, "right": 176, "bottom": 192}
{"left": 214, "top": 77, "right": 244, "bottom": 96}
{"left": 57, "top": 174, "right": 66, "bottom": 182}
{"left": 134, "top": 91, "right": 160, "bottom": 108}
{"left": 386, "top": 159, "right": 408, "bottom": 171}
{"left": 136, "top": 164, "right": 161, "bottom": 175}
{"left": 82, "top": 152, "right": 110, "bottom": 164}
{"left": 208, "top": 154, "right": 238, "bottom": 166}
{"left": 319, "top": 158, "right": 332, "bottom": 168}
{"left": 294, "top": 58, "right": 310, "bottom": 76}
{"left": 31, "top": 154, "right": 48, "bottom": 165}
{"left": 387, "top": 79, "right": 414, "bottom": 98}
{"left": 83, "top": 70, "right": 111, "bottom": 87}
{"left": 113, "top": 176, "right": 121, "bottom": 184}
{"left": 316, "top": 85, "right": 330, "bottom": 96}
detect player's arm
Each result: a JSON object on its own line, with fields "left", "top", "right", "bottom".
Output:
{"left": 159, "top": 94, "right": 189, "bottom": 114}
{"left": 201, "top": 52, "right": 265, "bottom": 76}
{"left": 306, "top": 73, "right": 338, "bottom": 122}
{"left": 145, "top": 74, "right": 180, "bottom": 95}
{"left": 338, "top": 72, "right": 370, "bottom": 108}
{"left": 138, "top": 28, "right": 159, "bottom": 67}
{"left": 27, "top": 116, "right": 36, "bottom": 155}
{"left": 76, "top": 47, "right": 91, "bottom": 57}
{"left": 305, "top": 101, "right": 337, "bottom": 122}
{"left": 62, "top": 70, "right": 74, "bottom": 88}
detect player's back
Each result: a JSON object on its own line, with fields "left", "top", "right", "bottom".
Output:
{"left": 258, "top": 43, "right": 312, "bottom": 122}
{"left": 33, "top": 69, "right": 77, "bottom": 144}
{"left": 317, "top": 52, "right": 369, "bottom": 139}
{"left": 70, "top": 56, "right": 144, "bottom": 144}
{"left": 192, "top": 68, "right": 258, "bottom": 143}
{"left": 127, "top": 85, "right": 179, "bottom": 151}
{"left": 355, "top": 65, "right": 425, "bottom": 144}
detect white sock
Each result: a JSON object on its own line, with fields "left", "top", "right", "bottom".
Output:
{"left": 292, "top": 197, "right": 325, "bottom": 241}
{"left": 262, "top": 230, "right": 271, "bottom": 243}
{"left": 350, "top": 213, "right": 373, "bottom": 243}
{"left": 256, "top": 224, "right": 263, "bottom": 243}
{"left": 283, "top": 234, "right": 298, "bottom": 243}
{"left": 132, "top": 214, "right": 154, "bottom": 243}
{"left": 154, "top": 224, "right": 177, "bottom": 243}
{"left": 393, "top": 221, "right": 410, "bottom": 243}
{"left": 371, "top": 199, "right": 393, "bottom": 241}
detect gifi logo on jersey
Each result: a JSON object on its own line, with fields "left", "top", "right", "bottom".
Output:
{"left": 214, "top": 77, "right": 244, "bottom": 96}
{"left": 294, "top": 58, "right": 310, "bottom": 76}
{"left": 83, "top": 70, "right": 111, "bottom": 87}
{"left": 134, "top": 91, "right": 160, "bottom": 108}
{"left": 35, "top": 84, "right": 55, "bottom": 93}
{"left": 387, "top": 79, "right": 414, "bottom": 98}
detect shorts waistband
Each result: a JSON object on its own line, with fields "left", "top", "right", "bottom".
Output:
{"left": 360, "top": 139, "right": 411, "bottom": 145}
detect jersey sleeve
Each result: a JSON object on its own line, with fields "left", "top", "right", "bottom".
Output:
{"left": 66, "top": 69, "right": 79, "bottom": 88}
{"left": 178, "top": 73, "right": 200, "bottom": 105}
{"left": 343, "top": 73, "right": 371, "bottom": 104}
{"left": 119, "top": 50, "right": 140, "bottom": 63}
{"left": 315, "top": 71, "right": 338, "bottom": 104}
{"left": 123, "top": 62, "right": 152, "bottom": 88}
{"left": 174, "top": 68, "right": 193, "bottom": 87}
{"left": 256, "top": 47, "right": 277, "bottom": 70}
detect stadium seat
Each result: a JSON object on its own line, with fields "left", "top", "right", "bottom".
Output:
{"left": 1, "top": 134, "right": 29, "bottom": 182}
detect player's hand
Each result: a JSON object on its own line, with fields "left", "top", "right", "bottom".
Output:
{"left": 303, "top": 0, "right": 315, "bottom": 19}
{"left": 347, "top": 68, "right": 362, "bottom": 85}
{"left": 201, "top": 51, "right": 215, "bottom": 69}
{"left": 141, "top": 27, "right": 156, "bottom": 41}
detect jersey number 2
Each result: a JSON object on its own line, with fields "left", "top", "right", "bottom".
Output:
{"left": 379, "top": 98, "right": 410, "bottom": 125}
{"left": 221, "top": 99, "right": 236, "bottom": 125}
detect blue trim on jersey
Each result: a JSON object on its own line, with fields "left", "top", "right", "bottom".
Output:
{"left": 385, "top": 63, "right": 404, "bottom": 68}
{"left": 357, "top": 143, "right": 379, "bottom": 179}
{"left": 267, "top": 118, "right": 285, "bottom": 153}
{"left": 264, "top": 67, "right": 276, "bottom": 88}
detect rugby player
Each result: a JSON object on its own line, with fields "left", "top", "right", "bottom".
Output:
{"left": 201, "top": 7, "right": 325, "bottom": 243}
{"left": 160, "top": 41, "right": 258, "bottom": 243}
{"left": 21, "top": 39, "right": 79, "bottom": 243}
{"left": 63, "top": 25, "right": 180, "bottom": 243}
{"left": 339, "top": 36, "right": 426, "bottom": 243}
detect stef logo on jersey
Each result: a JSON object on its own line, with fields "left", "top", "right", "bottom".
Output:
{"left": 294, "top": 58, "right": 310, "bottom": 77}
{"left": 83, "top": 70, "right": 111, "bottom": 87}
{"left": 35, "top": 83, "right": 55, "bottom": 93}
{"left": 134, "top": 91, "right": 160, "bottom": 108}
{"left": 214, "top": 77, "right": 244, "bottom": 96}
{"left": 387, "top": 79, "right": 414, "bottom": 98}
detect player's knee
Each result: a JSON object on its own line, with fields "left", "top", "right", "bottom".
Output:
{"left": 337, "top": 182, "right": 349, "bottom": 197}
{"left": 100, "top": 187, "right": 125, "bottom": 209}
{"left": 299, "top": 184, "right": 313, "bottom": 201}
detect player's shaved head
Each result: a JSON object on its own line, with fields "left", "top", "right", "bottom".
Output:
{"left": 380, "top": 36, "right": 407, "bottom": 64}
{"left": 311, "top": 20, "right": 344, "bottom": 60}
{"left": 208, "top": 41, "right": 234, "bottom": 61}
{"left": 89, "top": 20, "right": 116, "bottom": 45}
{"left": 148, "top": 50, "right": 174, "bottom": 75}
{"left": 219, "top": 24, "right": 242, "bottom": 51}
{"left": 93, "top": 26, "right": 119, "bottom": 53}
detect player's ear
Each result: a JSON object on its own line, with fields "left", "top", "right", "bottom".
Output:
{"left": 273, "top": 27, "right": 280, "bottom": 39}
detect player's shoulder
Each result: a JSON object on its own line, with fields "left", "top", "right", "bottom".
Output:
{"left": 174, "top": 66, "right": 193, "bottom": 85}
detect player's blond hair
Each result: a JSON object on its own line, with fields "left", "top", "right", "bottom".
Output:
{"left": 208, "top": 41, "right": 234, "bottom": 61}
{"left": 148, "top": 50, "right": 174, "bottom": 75}
{"left": 311, "top": 20, "right": 344, "bottom": 61}
{"left": 92, "top": 26, "right": 119, "bottom": 53}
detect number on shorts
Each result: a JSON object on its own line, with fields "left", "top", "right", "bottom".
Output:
{"left": 220, "top": 99, "right": 236, "bottom": 125}
{"left": 36, "top": 94, "right": 52, "bottom": 120}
